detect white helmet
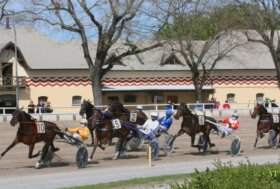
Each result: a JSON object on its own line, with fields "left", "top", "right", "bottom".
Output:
{"left": 80, "top": 119, "right": 88, "bottom": 125}
{"left": 151, "top": 112, "right": 158, "bottom": 117}
{"left": 136, "top": 105, "right": 143, "bottom": 110}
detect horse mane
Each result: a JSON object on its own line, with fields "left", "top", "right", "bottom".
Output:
{"left": 180, "top": 102, "right": 192, "bottom": 115}
{"left": 259, "top": 103, "right": 268, "bottom": 114}
{"left": 111, "top": 101, "right": 129, "bottom": 113}
{"left": 23, "top": 111, "right": 37, "bottom": 121}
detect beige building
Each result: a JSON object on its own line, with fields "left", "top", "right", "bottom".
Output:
{"left": 0, "top": 27, "right": 279, "bottom": 113}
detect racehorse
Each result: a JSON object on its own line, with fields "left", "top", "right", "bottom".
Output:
{"left": 88, "top": 108, "right": 136, "bottom": 160}
{"left": 106, "top": 101, "right": 147, "bottom": 125}
{"left": 79, "top": 99, "right": 95, "bottom": 145}
{"left": 169, "top": 103, "right": 218, "bottom": 150}
{"left": 251, "top": 103, "right": 280, "bottom": 148}
{"left": 0, "top": 109, "right": 63, "bottom": 167}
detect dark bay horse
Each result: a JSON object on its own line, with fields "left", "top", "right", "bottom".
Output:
{"left": 88, "top": 108, "right": 136, "bottom": 160}
{"left": 0, "top": 109, "right": 63, "bottom": 166}
{"left": 106, "top": 101, "right": 147, "bottom": 125}
{"left": 79, "top": 99, "right": 95, "bottom": 145}
{"left": 169, "top": 103, "right": 218, "bottom": 149}
{"left": 251, "top": 103, "right": 280, "bottom": 149}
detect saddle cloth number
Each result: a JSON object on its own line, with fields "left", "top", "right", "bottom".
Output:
{"left": 112, "top": 119, "right": 122, "bottom": 130}
{"left": 36, "top": 122, "right": 45, "bottom": 133}
{"left": 130, "top": 113, "right": 137, "bottom": 122}
{"left": 273, "top": 115, "right": 279, "bottom": 123}
{"left": 198, "top": 116, "right": 205, "bottom": 125}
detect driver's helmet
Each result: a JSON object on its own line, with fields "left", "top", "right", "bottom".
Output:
{"left": 80, "top": 119, "right": 88, "bottom": 126}
{"left": 231, "top": 113, "right": 239, "bottom": 120}
{"left": 136, "top": 105, "right": 143, "bottom": 110}
{"left": 151, "top": 112, "right": 158, "bottom": 118}
{"left": 165, "top": 109, "right": 173, "bottom": 117}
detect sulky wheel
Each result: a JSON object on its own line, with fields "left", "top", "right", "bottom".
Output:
{"left": 230, "top": 138, "right": 241, "bottom": 157}
{"left": 163, "top": 134, "right": 174, "bottom": 155}
{"left": 268, "top": 130, "right": 278, "bottom": 148}
{"left": 127, "top": 135, "right": 145, "bottom": 151}
{"left": 76, "top": 146, "right": 88, "bottom": 168}
{"left": 197, "top": 135, "right": 208, "bottom": 153}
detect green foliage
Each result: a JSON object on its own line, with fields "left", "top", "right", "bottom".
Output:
{"left": 171, "top": 160, "right": 280, "bottom": 189}
{"left": 159, "top": 13, "right": 219, "bottom": 40}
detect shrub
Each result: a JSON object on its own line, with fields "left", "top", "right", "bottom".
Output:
{"left": 172, "top": 159, "right": 280, "bottom": 189}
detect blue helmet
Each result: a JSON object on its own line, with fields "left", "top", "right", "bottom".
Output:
{"left": 165, "top": 109, "right": 173, "bottom": 116}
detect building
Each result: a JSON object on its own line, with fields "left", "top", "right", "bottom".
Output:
{"left": 0, "top": 27, "right": 279, "bottom": 113}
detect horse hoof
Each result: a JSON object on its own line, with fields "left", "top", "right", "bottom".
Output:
{"left": 251, "top": 147, "right": 256, "bottom": 150}
{"left": 210, "top": 144, "right": 215, "bottom": 147}
{"left": 53, "top": 147, "right": 60, "bottom": 152}
{"left": 35, "top": 161, "right": 42, "bottom": 169}
{"left": 88, "top": 158, "right": 92, "bottom": 162}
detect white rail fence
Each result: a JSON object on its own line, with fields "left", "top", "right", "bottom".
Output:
{"left": 0, "top": 102, "right": 279, "bottom": 122}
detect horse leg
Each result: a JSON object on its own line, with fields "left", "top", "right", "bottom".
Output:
{"left": 50, "top": 142, "right": 59, "bottom": 152}
{"left": 0, "top": 139, "right": 19, "bottom": 159}
{"left": 88, "top": 127, "right": 95, "bottom": 146}
{"left": 113, "top": 138, "right": 124, "bottom": 160}
{"left": 191, "top": 135, "right": 196, "bottom": 147}
{"left": 168, "top": 129, "right": 184, "bottom": 146}
{"left": 204, "top": 133, "right": 214, "bottom": 148}
{"left": 89, "top": 145, "right": 98, "bottom": 161}
{"left": 252, "top": 133, "right": 260, "bottom": 150}
{"left": 28, "top": 144, "right": 41, "bottom": 159}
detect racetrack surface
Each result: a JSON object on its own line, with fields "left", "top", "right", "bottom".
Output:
{"left": 0, "top": 116, "right": 279, "bottom": 188}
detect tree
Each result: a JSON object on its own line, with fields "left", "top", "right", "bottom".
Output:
{"left": 158, "top": 0, "right": 246, "bottom": 102}
{"left": 235, "top": 0, "right": 280, "bottom": 86}
{"left": 23, "top": 0, "right": 165, "bottom": 105}
{"left": 0, "top": 0, "right": 9, "bottom": 22}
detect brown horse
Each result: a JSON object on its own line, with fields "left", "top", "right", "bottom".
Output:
{"left": 169, "top": 103, "right": 218, "bottom": 150}
{"left": 106, "top": 101, "right": 147, "bottom": 125}
{"left": 251, "top": 103, "right": 280, "bottom": 148}
{"left": 0, "top": 109, "right": 63, "bottom": 167}
{"left": 79, "top": 99, "right": 95, "bottom": 145}
{"left": 88, "top": 108, "right": 136, "bottom": 160}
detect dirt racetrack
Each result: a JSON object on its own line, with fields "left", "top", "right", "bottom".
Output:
{"left": 0, "top": 116, "right": 279, "bottom": 180}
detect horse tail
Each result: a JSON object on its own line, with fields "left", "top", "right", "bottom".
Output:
{"left": 54, "top": 125, "right": 64, "bottom": 139}
{"left": 46, "top": 121, "right": 64, "bottom": 139}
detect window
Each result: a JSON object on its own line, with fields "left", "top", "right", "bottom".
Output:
{"left": 227, "top": 93, "right": 235, "bottom": 103}
{"left": 108, "top": 96, "right": 119, "bottom": 103}
{"left": 38, "top": 96, "right": 48, "bottom": 104}
{"left": 124, "top": 95, "right": 137, "bottom": 103}
{"left": 256, "top": 93, "right": 264, "bottom": 103}
{"left": 153, "top": 95, "right": 164, "bottom": 103}
{"left": 72, "top": 96, "right": 82, "bottom": 106}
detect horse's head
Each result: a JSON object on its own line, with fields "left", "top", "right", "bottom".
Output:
{"left": 173, "top": 103, "right": 191, "bottom": 120}
{"left": 134, "top": 111, "right": 148, "bottom": 125}
{"left": 251, "top": 103, "right": 267, "bottom": 119}
{"left": 79, "top": 99, "right": 94, "bottom": 118}
{"left": 107, "top": 101, "right": 129, "bottom": 117}
{"left": 10, "top": 108, "right": 29, "bottom": 126}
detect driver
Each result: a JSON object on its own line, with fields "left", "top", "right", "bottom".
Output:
{"left": 218, "top": 113, "right": 240, "bottom": 138}
{"left": 65, "top": 119, "right": 90, "bottom": 143}
{"left": 139, "top": 112, "right": 159, "bottom": 140}
{"left": 158, "top": 109, "right": 173, "bottom": 133}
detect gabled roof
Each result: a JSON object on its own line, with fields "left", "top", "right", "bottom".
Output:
{"left": 0, "top": 41, "right": 29, "bottom": 68}
{"left": 0, "top": 28, "right": 276, "bottom": 71}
